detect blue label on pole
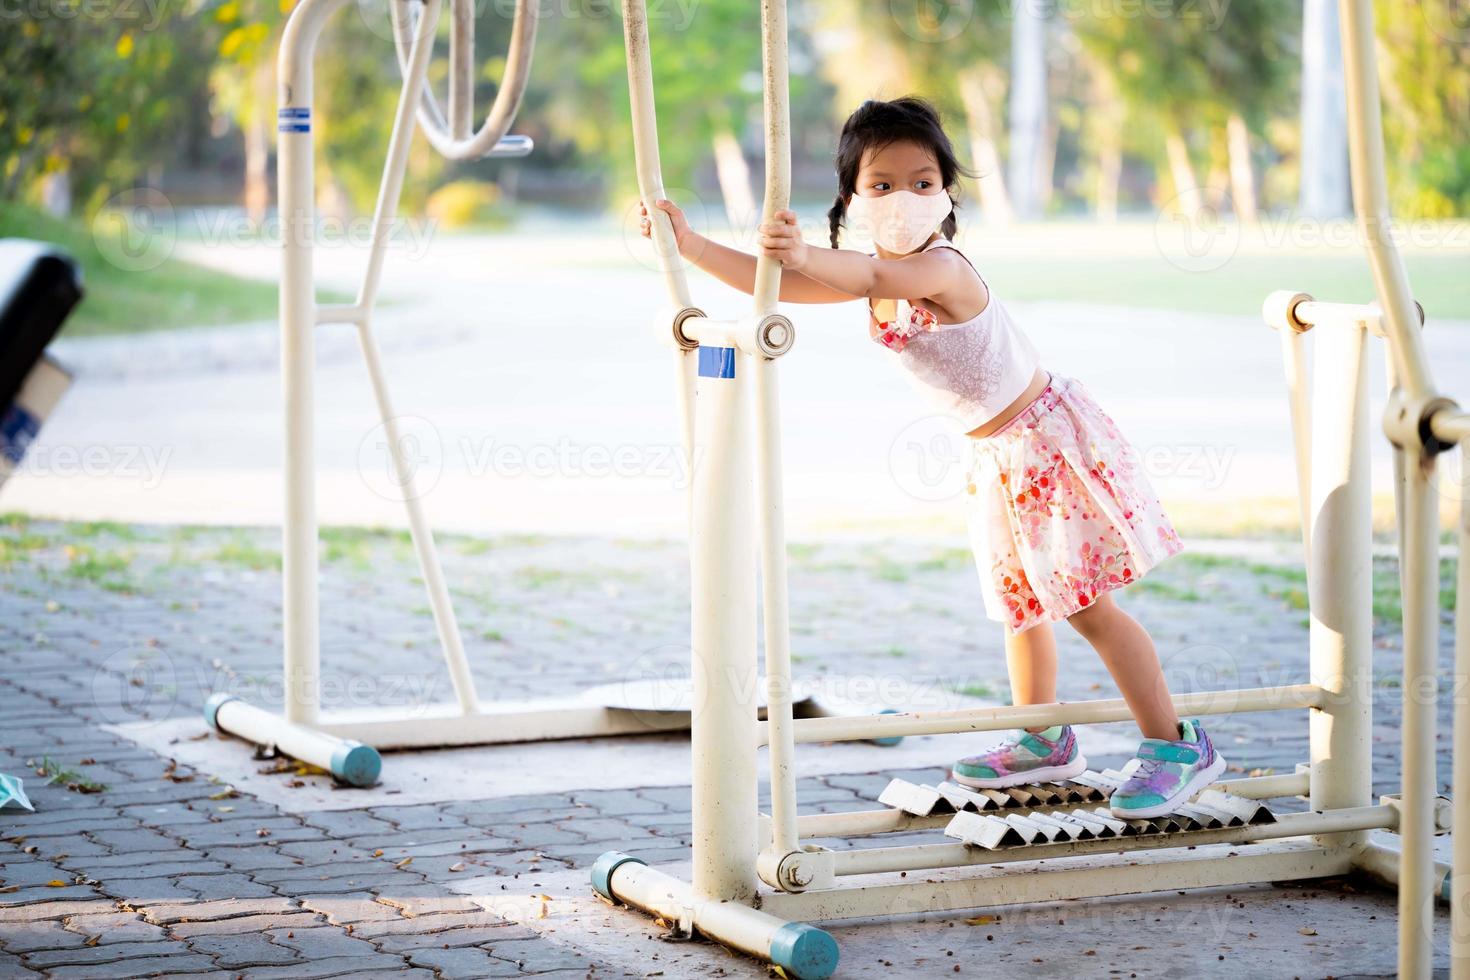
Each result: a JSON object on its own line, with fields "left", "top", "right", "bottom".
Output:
{"left": 697, "top": 346, "right": 736, "bottom": 379}
{"left": 0, "top": 403, "right": 40, "bottom": 466}
{"left": 278, "top": 107, "right": 310, "bottom": 133}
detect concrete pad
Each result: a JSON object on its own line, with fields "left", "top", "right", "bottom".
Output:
{"left": 447, "top": 840, "right": 1453, "bottom": 978}
{"left": 104, "top": 683, "right": 1138, "bottom": 814}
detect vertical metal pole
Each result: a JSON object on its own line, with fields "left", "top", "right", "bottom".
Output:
{"left": 1336, "top": 0, "right": 1430, "bottom": 400}
{"left": 448, "top": 0, "right": 474, "bottom": 141}
{"left": 688, "top": 353, "right": 758, "bottom": 903}
{"left": 1453, "top": 442, "right": 1470, "bottom": 977}
{"left": 1336, "top": 2, "right": 1442, "bottom": 967}
{"left": 1281, "top": 324, "right": 1313, "bottom": 568}
{"left": 750, "top": 0, "right": 799, "bottom": 862}
{"left": 277, "top": 0, "right": 352, "bottom": 726}
{"left": 1306, "top": 323, "right": 1373, "bottom": 843}
{"left": 619, "top": 0, "right": 698, "bottom": 502}
{"left": 1399, "top": 445, "right": 1442, "bottom": 978}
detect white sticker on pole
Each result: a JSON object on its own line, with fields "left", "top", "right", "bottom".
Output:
{"left": 278, "top": 107, "right": 310, "bottom": 133}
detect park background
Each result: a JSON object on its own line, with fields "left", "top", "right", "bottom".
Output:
{"left": 2, "top": 0, "right": 1469, "bottom": 542}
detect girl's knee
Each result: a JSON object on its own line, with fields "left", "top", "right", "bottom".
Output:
{"left": 1065, "top": 594, "right": 1118, "bottom": 635}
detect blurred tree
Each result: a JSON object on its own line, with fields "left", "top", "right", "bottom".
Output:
{"left": 210, "top": 0, "right": 289, "bottom": 222}
{"left": 1299, "top": 0, "right": 1350, "bottom": 219}
{"left": 870, "top": 0, "right": 1016, "bottom": 223}
{"left": 2, "top": 6, "right": 205, "bottom": 213}
{"left": 1007, "top": 0, "right": 1047, "bottom": 220}
{"left": 1077, "top": 0, "right": 1292, "bottom": 220}
{"left": 1374, "top": 0, "right": 1470, "bottom": 218}
{"left": 534, "top": 0, "right": 766, "bottom": 235}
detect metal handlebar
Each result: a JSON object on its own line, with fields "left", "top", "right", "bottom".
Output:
{"left": 389, "top": 0, "right": 537, "bottom": 160}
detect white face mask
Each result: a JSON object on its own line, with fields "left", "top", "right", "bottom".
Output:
{"left": 844, "top": 190, "right": 953, "bottom": 254}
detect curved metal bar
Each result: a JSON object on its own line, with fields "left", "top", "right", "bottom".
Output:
{"left": 389, "top": 0, "right": 538, "bottom": 160}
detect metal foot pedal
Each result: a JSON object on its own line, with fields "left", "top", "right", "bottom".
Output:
{"left": 943, "top": 790, "right": 1276, "bottom": 850}
{"left": 878, "top": 772, "right": 1114, "bottom": 818}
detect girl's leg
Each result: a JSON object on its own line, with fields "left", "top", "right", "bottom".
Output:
{"left": 1066, "top": 593, "right": 1180, "bottom": 741}
{"left": 1005, "top": 621, "right": 1057, "bottom": 733}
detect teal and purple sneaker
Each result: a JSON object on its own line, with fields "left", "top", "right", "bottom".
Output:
{"left": 951, "top": 725, "right": 1087, "bottom": 789}
{"left": 1109, "top": 719, "right": 1227, "bottom": 819}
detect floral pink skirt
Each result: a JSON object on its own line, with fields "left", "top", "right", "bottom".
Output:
{"left": 964, "top": 374, "right": 1183, "bottom": 633}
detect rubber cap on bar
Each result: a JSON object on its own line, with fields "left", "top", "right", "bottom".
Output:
{"left": 769, "top": 922, "right": 839, "bottom": 979}
{"left": 869, "top": 708, "right": 904, "bottom": 747}
{"left": 590, "top": 851, "right": 646, "bottom": 901}
{"left": 329, "top": 742, "right": 382, "bottom": 788}
{"left": 203, "top": 693, "right": 238, "bottom": 730}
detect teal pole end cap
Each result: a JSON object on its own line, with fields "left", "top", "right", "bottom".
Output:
{"left": 769, "top": 922, "right": 839, "bottom": 979}
{"left": 871, "top": 708, "right": 904, "bottom": 747}
{"left": 329, "top": 742, "right": 381, "bottom": 787}
{"left": 590, "top": 851, "right": 645, "bottom": 901}
{"left": 203, "top": 693, "right": 237, "bottom": 730}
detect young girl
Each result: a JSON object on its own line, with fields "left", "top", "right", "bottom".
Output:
{"left": 639, "top": 97, "right": 1223, "bottom": 818}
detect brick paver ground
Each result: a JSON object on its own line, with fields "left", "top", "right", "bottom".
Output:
{"left": 0, "top": 516, "right": 1458, "bottom": 977}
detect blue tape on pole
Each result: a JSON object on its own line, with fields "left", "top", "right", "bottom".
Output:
{"left": 697, "top": 346, "right": 736, "bottom": 379}
{"left": 0, "top": 403, "right": 40, "bottom": 466}
{"left": 278, "top": 107, "right": 311, "bottom": 133}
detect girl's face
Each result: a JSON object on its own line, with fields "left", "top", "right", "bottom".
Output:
{"left": 851, "top": 140, "right": 946, "bottom": 201}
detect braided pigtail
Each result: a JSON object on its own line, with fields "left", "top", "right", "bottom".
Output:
{"left": 940, "top": 199, "right": 958, "bottom": 240}
{"left": 827, "top": 194, "right": 847, "bottom": 248}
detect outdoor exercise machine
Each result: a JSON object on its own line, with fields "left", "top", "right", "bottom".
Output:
{"left": 205, "top": 0, "right": 888, "bottom": 785}
{"left": 591, "top": 0, "right": 1469, "bottom": 977}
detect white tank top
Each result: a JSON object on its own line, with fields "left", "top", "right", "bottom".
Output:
{"left": 870, "top": 238, "right": 1040, "bottom": 431}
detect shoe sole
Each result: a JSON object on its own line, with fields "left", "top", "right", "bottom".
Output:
{"left": 1109, "top": 753, "right": 1228, "bottom": 819}
{"left": 950, "top": 755, "right": 1088, "bottom": 790}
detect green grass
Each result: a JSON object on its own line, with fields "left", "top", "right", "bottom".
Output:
{"left": 63, "top": 546, "right": 138, "bottom": 593}
{"left": 0, "top": 203, "right": 343, "bottom": 337}
{"left": 211, "top": 536, "right": 281, "bottom": 572}
{"left": 979, "top": 251, "right": 1470, "bottom": 319}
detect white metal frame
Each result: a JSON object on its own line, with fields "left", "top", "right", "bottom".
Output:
{"left": 593, "top": 0, "right": 1469, "bottom": 976}
{"left": 207, "top": 0, "right": 871, "bottom": 785}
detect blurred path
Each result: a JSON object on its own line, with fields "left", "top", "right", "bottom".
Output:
{"left": 10, "top": 226, "right": 1470, "bottom": 538}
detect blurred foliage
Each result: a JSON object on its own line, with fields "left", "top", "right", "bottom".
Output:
{"left": 426, "top": 178, "right": 508, "bottom": 227}
{"left": 2, "top": 1, "right": 215, "bottom": 211}
{"left": 1375, "top": 0, "right": 1470, "bottom": 218}
{"left": 0, "top": 0, "right": 1466, "bottom": 220}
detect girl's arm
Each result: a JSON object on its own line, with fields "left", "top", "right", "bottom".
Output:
{"left": 641, "top": 200, "right": 858, "bottom": 304}
{"left": 757, "top": 209, "right": 966, "bottom": 301}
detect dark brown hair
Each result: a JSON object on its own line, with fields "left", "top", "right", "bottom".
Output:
{"left": 826, "top": 97, "right": 973, "bottom": 249}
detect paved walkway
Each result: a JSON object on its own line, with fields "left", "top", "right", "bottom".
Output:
{"left": 0, "top": 518, "right": 1458, "bottom": 976}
